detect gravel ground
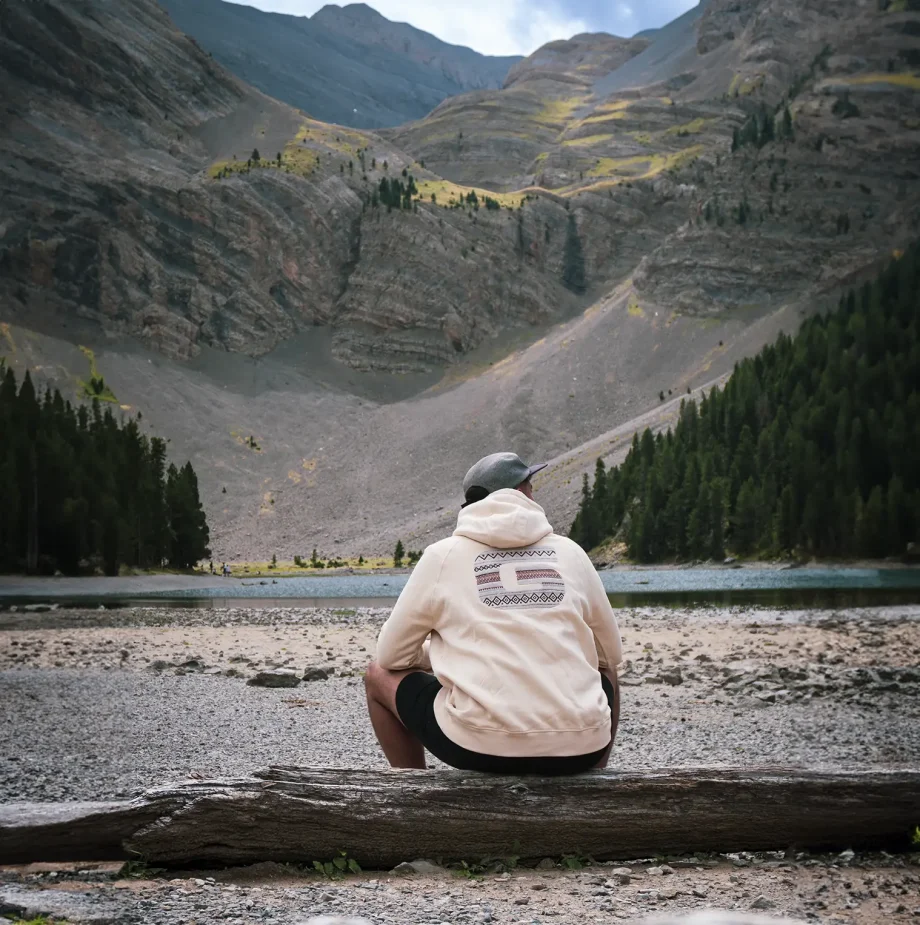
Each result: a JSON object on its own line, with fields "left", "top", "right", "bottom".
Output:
{"left": 1, "top": 603, "right": 919, "bottom": 924}
{"left": 2, "top": 605, "right": 919, "bottom": 801}
{"left": 1, "top": 854, "right": 918, "bottom": 925}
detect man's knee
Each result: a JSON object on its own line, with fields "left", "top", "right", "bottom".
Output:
{"left": 364, "top": 659, "right": 383, "bottom": 695}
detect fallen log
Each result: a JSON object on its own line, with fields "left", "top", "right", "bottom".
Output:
{"left": 1, "top": 767, "right": 917, "bottom": 867}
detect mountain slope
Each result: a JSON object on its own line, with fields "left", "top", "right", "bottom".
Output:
{"left": 156, "top": 0, "right": 520, "bottom": 129}
{"left": 570, "top": 245, "right": 920, "bottom": 561}
{"left": 312, "top": 4, "right": 517, "bottom": 91}
{"left": 0, "top": 0, "right": 585, "bottom": 373}
{"left": 2, "top": 0, "right": 919, "bottom": 561}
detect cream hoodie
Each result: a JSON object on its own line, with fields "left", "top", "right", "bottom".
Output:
{"left": 376, "top": 489, "right": 623, "bottom": 757}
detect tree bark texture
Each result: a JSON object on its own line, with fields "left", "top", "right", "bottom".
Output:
{"left": 1, "top": 767, "right": 917, "bottom": 867}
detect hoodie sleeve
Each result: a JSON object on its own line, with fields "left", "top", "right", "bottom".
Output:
{"left": 376, "top": 545, "right": 444, "bottom": 671}
{"left": 576, "top": 548, "right": 623, "bottom": 669}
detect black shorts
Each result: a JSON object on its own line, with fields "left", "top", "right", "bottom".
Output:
{"left": 395, "top": 672, "right": 615, "bottom": 775}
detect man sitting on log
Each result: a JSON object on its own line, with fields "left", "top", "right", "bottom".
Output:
{"left": 365, "top": 452, "right": 622, "bottom": 773}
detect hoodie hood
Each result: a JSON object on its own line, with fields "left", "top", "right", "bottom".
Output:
{"left": 453, "top": 488, "right": 554, "bottom": 549}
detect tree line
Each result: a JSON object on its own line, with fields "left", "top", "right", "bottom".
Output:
{"left": 0, "top": 366, "right": 210, "bottom": 575}
{"left": 570, "top": 242, "right": 920, "bottom": 561}
{"left": 373, "top": 173, "right": 419, "bottom": 211}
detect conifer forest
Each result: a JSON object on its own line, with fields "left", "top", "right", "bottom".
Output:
{"left": 570, "top": 243, "right": 920, "bottom": 562}
{"left": 0, "top": 365, "right": 210, "bottom": 575}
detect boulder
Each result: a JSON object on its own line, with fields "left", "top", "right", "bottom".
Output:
{"left": 302, "top": 667, "right": 330, "bottom": 682}
{"left": 247, "top": 670, "right": 301, "bottom": 689}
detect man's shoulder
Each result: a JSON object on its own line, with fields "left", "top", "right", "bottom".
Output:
{"left": 423, "top": 535, "right": 463, "bottom": 559}
{"left": 547, "top": 533, "right": 588, "bottom": 556}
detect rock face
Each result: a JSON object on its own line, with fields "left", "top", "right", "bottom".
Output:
{"left": 697, "top": 0, "right": 759, "bottom": 55}
{"left": 503, "top": 33, "right": 650, "bottom": 88}
{"left": 157, "top": 0, "right": 519, "bottom": 129}
{"left": 312, "top": 4, "right": 519, "bottom": 93}
{"left": 6, "top": 0, "right": 915, "bottom": 375}
{"left": 385, "top": 34, "right": 651, "bottom": 190}
{"left": 0, "top": 0, "right": 579, "bottom": 372}
{"left": 391, "top": 0, "right": 920, "bottom": 320}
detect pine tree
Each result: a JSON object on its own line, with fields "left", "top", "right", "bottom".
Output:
{"left": 393, "top": 540, "right": 405, "bottom": 568}
{"left": 732, "top": 478, "right": 759, "bottom": 555}
{"left": 857, "top": 486, "right": 887, "bottom": 558}
{"left": 165, "top": 462, "right": 210, "bottom": 569}
{"left": 562, "top": 214, "right": 586, "bottom": 293}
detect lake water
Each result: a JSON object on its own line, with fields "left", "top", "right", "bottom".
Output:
{"left": 2, "top": 567, "right": 919, "bottom": 610}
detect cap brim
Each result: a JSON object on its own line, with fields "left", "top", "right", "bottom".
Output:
{"left": 526, "top": 462, "right": 548, "bottom": 480}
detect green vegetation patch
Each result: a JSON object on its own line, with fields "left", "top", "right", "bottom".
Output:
{"left": 561, "top": 133, "right": 616, "bottom": 148}
{"left": 6, "top": 918, "right": 64, "bottom": 925}
{"left": 577, "top": 110, "right": 629, "bottom": 126}
{"left": 0, "top": 321, "right": 14, "bottom": 354}
{"left": 584, "top": 146, "right": 703, "bottom": 182}
{"left": 627, "top": 298, "right": 645, "bottom": 318}
{"left": 729, "top": 73, "right": 765, "bottom": 97}
{"left": 628, "top": 131, "right": 654, "bottom": 145}
{"left": 666, "top": 117, "right": 712, "bottom": 136}
{"left": 415, "top": 178, "right": 524, "bottom": 209}
{"left": 841, "top": 72, "right": 920, "bottom": 90}
{"left": 78, "top": 346, "right": 117, "bottom": 403}
{"left": 532, "top": 96, "right": 585, "bottom": 127}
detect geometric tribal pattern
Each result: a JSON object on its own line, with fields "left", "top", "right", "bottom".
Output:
{"left": 474, "top": 546, "right": 567, "bottom": 610}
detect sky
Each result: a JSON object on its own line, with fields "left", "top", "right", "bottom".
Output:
{"left": 229, "top": 0, "right": 700, "bottom": 57}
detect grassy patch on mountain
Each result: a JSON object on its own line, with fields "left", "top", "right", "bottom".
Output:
{"left": 561, "top": 133, "right": 617, "bottom": 148}
{"left": 666, "top": 117, "right": 712, "bottom": 136}
{"left": 416, "top": 178, "right": 525, "bottom": 209}
{"left": 78, "top": 346, "right": 117, "bottom": 403}
{"left": 627, "top": 298, "right": 645, "bottom": 318}
{"left": 0, "top": 322, "right": 14, "bottom": 354}
{"left": 587, "top": 154, "right": 656, "bottom": 178}
{"left": 729, "top": 73, "right": 765, "bottom": 97}
{"left": 841, "top": 72, "right": 920, "bottom": 89}
{"left": 533, "top": 96, "right": 585, "bottom": 127}
{"left": 562, "top": 144, "right": 703, "bottom": 193}
{"left": 576, "top": 111, "right": 630, "bottom": 127}
{"left": 296, "top": 121, "right": 370, "bottom": 156}
{"left": 587, "top": 99, "right": 634, "bottom": 116}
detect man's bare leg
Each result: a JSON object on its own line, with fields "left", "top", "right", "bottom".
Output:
{"left": 364, "top": 661, "right": 427, "bottom": 769}
{"left": 593, "top": 666, "right": 621, "bottom": 769}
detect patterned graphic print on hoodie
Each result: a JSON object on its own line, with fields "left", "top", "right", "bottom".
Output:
{"left": 376, "top": 489, "right": 623, "bottom": 758}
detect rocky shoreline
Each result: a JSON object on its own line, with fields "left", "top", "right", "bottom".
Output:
{"left": 1, "top": 603, "right": 918, "bottom": 924}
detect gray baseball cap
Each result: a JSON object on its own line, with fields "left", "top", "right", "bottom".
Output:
{"left": 462, "top": 452, "right": 548, "bottom": 496}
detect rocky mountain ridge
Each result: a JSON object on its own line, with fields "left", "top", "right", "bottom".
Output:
{"left": 156, "top": 0, "right": 519, "bottom": 129}
{"left": 312, "top": 3, "right": 519, "bottom": 93}
{"left": 0, "top": 0, "right": 583, "bottom": 373}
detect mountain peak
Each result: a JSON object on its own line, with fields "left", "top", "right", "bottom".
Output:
{"left": 313, "top": 3, "right": 385, "bottom": 24}
{"left": 504, "top": 32, "right": 649, "bottom": 89}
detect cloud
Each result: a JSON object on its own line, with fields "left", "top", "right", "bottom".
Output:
{"left": 362, "top": 0, "right": 591, "bottom": 57}
{"left": 230, "top": 0, "right": 699, "bottom": 56}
